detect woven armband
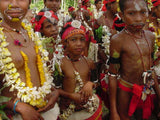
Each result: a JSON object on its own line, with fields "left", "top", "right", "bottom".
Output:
{"left": 90, "top": 69, "right": 98, "bottom": 83}
{"left": 108, "top": 57, "right": 120, "bottom": 64}
{"left": 107, "top": 72, "right": 118, "bottom": 77}
{"left": 151, "top": 52, "right": 154, "bottom": 59}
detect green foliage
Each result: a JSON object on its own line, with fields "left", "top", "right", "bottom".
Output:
{"left": 95, "top": 26, "right": 103, "bottom": 43}
{"left": 42, "top": 37, "right": 55, "bottom": 54}
{"left": 30, "top": 0, "right": 44, "bottom": 13}
{"left": 0, "top": 86, "right": 11, "bottom": 120}
{"left": 53, "top": 63, "right": 64, "bottom": 86}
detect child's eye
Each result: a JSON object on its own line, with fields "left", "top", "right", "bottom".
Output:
{"left": 129, "top": 12, "right": 134, "bottom": 15}
{"left": 71, "top": 38, "right": 76, "bottom": 41}
{"left": 141, "top": 11, "right": 146, "bottom": 14}
{"left": 80, "top": 38, "right": 85, "bottom": 42}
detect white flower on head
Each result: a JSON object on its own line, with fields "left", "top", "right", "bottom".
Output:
{"left": 71, "top": 20, "right": 81, "bottom": 29}
{"left": 44, "top": 11, "right": 52, "bottom": 19}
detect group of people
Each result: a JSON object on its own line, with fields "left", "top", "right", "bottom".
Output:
{"left": 0, "top": 0, "right": 160, "bottom": 120}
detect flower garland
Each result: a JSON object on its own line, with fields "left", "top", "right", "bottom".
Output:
{"left": 58, "top": 56, "right": 98, "bottom": 120}
{"left": 92, "top": 4, "right": 103, "bottom": 20}
{"left": 0, "top": 23, "right": 54, "bottom": 108}
{"left": 101, "top": 25, "right": 112, "bottom": 55}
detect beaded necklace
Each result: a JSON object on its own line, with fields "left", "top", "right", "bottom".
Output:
{"left": 124, "top": 29, "right": 151, "bottom": 72}
{"left": 1, "top": 24, "right": 28, "bottom": 42}
{"left": 124, "top": 29, "right": 155, "bottom": 101}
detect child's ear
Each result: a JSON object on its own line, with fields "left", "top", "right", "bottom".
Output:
{"left": 119, "top": 12, "right": 125, "bottom": 22}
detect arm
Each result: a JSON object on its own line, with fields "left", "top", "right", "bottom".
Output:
{"left": 108, "top": 35, "right": 121, "bottom": 120}
{"left": 57, "top": 89, "right": 84, "bottom": 104}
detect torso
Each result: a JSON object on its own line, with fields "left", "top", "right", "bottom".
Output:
{"left": 59, "top": 56, "right": 92, "bottom": 110}
{"left": 0, "top": 27, "right": 41, "bottom": 98}
{"left": 116, "top": 30, "right": 154, "bottom": 85}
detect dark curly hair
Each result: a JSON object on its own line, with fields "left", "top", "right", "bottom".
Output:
{"left": 95, "top": 0, "right": 102, "bottom": 4}
{"left": 119, "top": 0, "right": 147, "bottom": 12}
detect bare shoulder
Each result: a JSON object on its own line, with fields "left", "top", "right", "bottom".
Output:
{"left": 110, "top": 30, "right": 125, "bottom": 46}
{"left": 144, "top": 30, "right": 155, "bottom": 40}
{"left": 83, "top": 56, "right": 95, "bottom": 69}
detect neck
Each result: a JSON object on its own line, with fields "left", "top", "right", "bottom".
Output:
{"left": 2, "top": 19, "right": 22, "bottom": 30}
{"left": 125, "top": 27, "right": 143, "bottom": 38}
{"left": 67, "top": 54, "right": 81, "bottom": 62}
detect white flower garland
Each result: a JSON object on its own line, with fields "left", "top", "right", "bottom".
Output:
{"left": 101, "top": 25, "right": 112, "bottom": 55}
{"left": 0, "top": 23, "right": 54, "bottom": 108}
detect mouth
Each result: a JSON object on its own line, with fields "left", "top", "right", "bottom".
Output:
{"left": 75, "top": 48, "right": 83, "bottom": 52}
{"left": 130, "top": 24, "right": 145, "bottom": 29}
{"left": 5, "top": 8, "right": 24, "bottom": 18}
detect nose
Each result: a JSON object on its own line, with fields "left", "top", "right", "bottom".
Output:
{"left": 10, "top": 0, "right": 19, "bottom": 8}
{"left": 76, "top": 39, "right": 83, "bottom": 46}
{"left": 135, "top": 13, "right": 143, "bottom": 22}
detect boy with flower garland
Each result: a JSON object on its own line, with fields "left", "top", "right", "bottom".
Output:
{"left": 0, "top": 0, "right": 59, "bottom": 120}
{"left": 52, "top": 20, "right": 102, "bottom": 120}
{"left": 108, "top": 0, "right": 160, "bottom": 120}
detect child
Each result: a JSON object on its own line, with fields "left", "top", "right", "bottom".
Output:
{"left": 108, "top": 0, "right": 160, "bottom": 120}
{"left": 52, "top": 20, "right": 102, "bottom": 120}
{"left": 32, "top": 8, "right": 60, "bottom": 60}
{"left": 43, "top": 0, "right": 71, "bottom": 32}
{"left": 0, "top": 0, "right": 59, "bottom": 119}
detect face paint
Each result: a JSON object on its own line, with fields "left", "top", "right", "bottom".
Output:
{"left": 8, "top": 4, "right": 12, "bottom": 10}
{"left": 134, "top": 2, "right": 141, "bottom": 11}
{"left": 113, "top": 50, "right": 120, "bottom": 58}
{"left": 4, "top": 7, "right": 24, "bottom": 22}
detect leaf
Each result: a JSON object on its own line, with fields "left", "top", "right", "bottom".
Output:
{"left": 0, "top": 104, "right": 6, "bottom": 110}
{"left": 0, "top": 110, "right": 9, "bottom": 120}
{"left": 0, "top": 96, "right": 11, "bottom": 104}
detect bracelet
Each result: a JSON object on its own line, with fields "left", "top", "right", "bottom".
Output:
{"left": 13, "top": 100, "right": 20, "bottom": 114}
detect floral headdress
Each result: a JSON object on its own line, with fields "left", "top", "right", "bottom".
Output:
{"left": 61, "top": 20, "right": 86, "bottom": 40}
{"left": 32, "top": 10, "right": 58, "bottom": 32}
{"left": 102, "top": 0, "right": 116, "bottom": 11}
{"left": 68, "top": 6, "right": 75, "bottom": 12}
{"left": 152, "top": 0, "right": 160, "bottom": 7}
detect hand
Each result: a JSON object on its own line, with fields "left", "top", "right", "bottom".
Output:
{"left": 17, "top": 102, "right": 44, "bottom": 120}
{"left": 37, "top": 89, "right": 59, "bottom": 113}
{"left": 70, "top": 93, "right": 84, "bottom": 104}
{"left": 79, "top": 81, "right": 93, "bottom": 102}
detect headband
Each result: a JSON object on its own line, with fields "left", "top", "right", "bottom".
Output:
{"left": 83, "top": 0, "right": 89, "bottom": 3}
{"left": 62, "top": 20, "right": 86, "bottom": 40}
{"left": 68, "top": 7, "right": 75, "bottom": 12}
{"left": 152, "top": 0, "right": 160, "bottom": 7}
{"left": 32, "top": 10, "right": 58, "bottom": 32}
{"left": 102, "top": 0, "right": 116, "bottom": 11}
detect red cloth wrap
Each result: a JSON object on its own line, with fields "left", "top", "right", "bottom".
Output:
{"left": 152, "top": 0, "right": 160, "bottom": 7}
{"left": 85, "top": 96, "right": 102, "bottom": 120}
{"left": 118, "top": 82, "right": 155, "bottom": 119}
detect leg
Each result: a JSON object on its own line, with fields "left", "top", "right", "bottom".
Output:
{"left": 117, "top": 88, "right": 131, "bottom": 120}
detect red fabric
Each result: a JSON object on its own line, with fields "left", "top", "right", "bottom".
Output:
{"left": 83, "top": 0, "right": 89, "bottom": 3}
{"left": 68, "top": 7, "right": 75, "bottom": 12}
{"left": 152, "top": 0, "right": 160, "bottom": 7}
{"left": 102, "top": 0, "right": 116, "bottom": 11}
{"left": 128, "top": 84, "right": 143, "bottom": 117}
{"left": 119, "top": 82, "right": 155, "bottom": 119}
{"left": 118, "top": 81, "right": 132, "bottom": 92}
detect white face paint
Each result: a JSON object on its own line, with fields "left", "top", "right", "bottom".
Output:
{"left": 134, "top": 2, "right": 141, "bottom": 11}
